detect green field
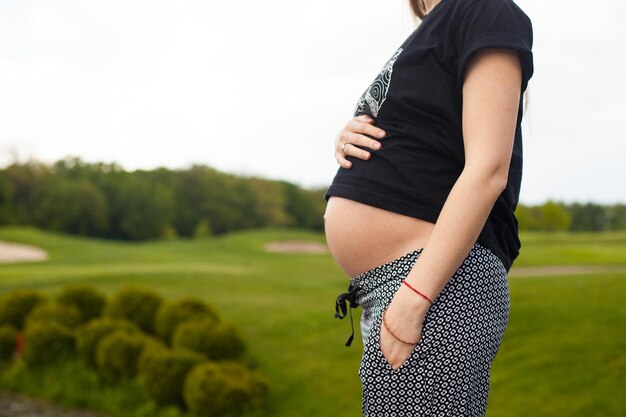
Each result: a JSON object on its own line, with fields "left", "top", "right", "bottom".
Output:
{"left": 0, "top": 226, "right": 624, "bottom": 417}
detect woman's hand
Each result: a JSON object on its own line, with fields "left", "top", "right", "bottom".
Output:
{"left": 379, "top": 283, "right": 432, "bottom": 370}
{"left": 335, "top": 115, "right": 386, "bottom": 169}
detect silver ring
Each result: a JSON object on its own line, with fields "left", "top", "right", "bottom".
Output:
{"left": 341, "top": 142, "right": 348, "bottom": 152}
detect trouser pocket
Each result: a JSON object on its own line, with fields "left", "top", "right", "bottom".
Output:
{"left": 359, "top": 304, "right": 427, "bottom": 389}
{"left": 359, "top": 309, "right": 425, "bottom": 381}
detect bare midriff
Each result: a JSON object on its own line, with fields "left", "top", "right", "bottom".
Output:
{"left": 324, "top": 196, "right": 436, "bottom": 279}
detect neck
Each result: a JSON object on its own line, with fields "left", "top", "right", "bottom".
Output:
{"left": 423, "top": 0, "right": 441, "bottom": 15}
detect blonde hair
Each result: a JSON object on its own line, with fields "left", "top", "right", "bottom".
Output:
{"left": 408, "top": 0, "right": 530, "bottom": 114}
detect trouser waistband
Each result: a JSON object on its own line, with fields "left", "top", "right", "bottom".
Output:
{"left": 332, "top": 248, "right": 425, "bottom": 347}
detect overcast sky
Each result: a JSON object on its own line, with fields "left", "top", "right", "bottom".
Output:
{"left": 0, "top": 0, "right": 624, "bottom": 205}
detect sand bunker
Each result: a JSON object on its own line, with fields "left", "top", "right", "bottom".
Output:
{"left": 265, "top": 240, "right": 329, "bottom": 254}
{"left": 0, "top": 240, "right": 49, "bottom": 263}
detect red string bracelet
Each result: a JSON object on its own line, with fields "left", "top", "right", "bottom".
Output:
{"left": 402, "top": 280, "right": 434, "bottom": 304}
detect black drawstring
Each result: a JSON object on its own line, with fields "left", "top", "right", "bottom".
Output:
{"left": 334, "top": 282, "right": 360, "bottom": 347}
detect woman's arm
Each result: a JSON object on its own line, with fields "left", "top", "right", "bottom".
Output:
{"left": 380, "top": 47, "right": 523, "bottom": 370}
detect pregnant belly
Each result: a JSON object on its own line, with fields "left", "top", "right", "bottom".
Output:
{"left": 324, "top": 196, "right": 436, "bottom": 279}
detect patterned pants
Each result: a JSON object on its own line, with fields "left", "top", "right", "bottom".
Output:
{"left": 346, "top": 242, "right": 510, "bottom": 416}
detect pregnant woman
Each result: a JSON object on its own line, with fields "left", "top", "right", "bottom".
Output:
{"left": 323, "top": 0, "right": 534, "bottom": 415}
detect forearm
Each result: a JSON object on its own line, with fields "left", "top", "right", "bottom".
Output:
{"left": 404, "top": 167, "right": 507, "bottom": 313}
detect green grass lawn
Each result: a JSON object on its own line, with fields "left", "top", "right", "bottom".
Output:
{"left": 0, "top": 226, "right": 624, "bottom": 417}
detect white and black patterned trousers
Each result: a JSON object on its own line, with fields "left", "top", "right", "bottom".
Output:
{"left": 345, "top": 242, "right": 510, "bottom": 417}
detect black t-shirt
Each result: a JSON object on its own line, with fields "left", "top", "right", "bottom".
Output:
{"left": 323, "top": 0, "right": 534, "bottom": 273}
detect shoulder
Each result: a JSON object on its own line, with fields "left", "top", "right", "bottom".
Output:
{"left": 446, "top": 0, "right": 533, "bottom": 41}
{"left": 448, "top": 0, "right": 534, "bottom": 90}
{"left": 453, "top": 0, "right": 532, "bottom": 24}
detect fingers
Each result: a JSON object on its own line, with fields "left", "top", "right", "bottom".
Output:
{"left": 335, "top": 141, "right": 367, "bottom": 170}
{"left": 335, "top": 115, "right": 386, "bottom": 168}
{"left": 335, "top": 149, "right": 352, "bottom": 169}
{"left": 335, "top": 136, "right": 354, "bottom": 169}
{"left": 349, "top": 115, "right": 386, "bottom": 145}
{"left": 343, "top": 135, "right": 374, "bottom": 159}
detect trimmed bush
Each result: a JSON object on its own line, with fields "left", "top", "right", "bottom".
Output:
{"left": 22, "top": 320, "right": 75, "bottom": 366}
{"left": 96, "top": 330, "right": 165, "bottom": 383}
{"left": 103, "top": 285, "right": 163, "bottom": 334}
{"left": 24, "top": 301, "right": 83, "bottom": 329}
{"left": 55, "top": 283, "right": 106, "bottom": 322}
{"left": 183, "top": 361, "right": 270, "bottom": 417}
{"left": 154, "top": 297, "right": 219, "bottom": 345}
{"left": 0, "top": 289, "right": 47, "bottom": 329}
{"left": 75, "top": 318, "right": 140, "bottom": 368}
{"left": 138, "top": 345, "right": 206, "bottom": 406}
{"left": 172, "top": 319, "right": 246, "bottom": 361}
{"left": 0, "top": 324, "right": 17, "bottom": 363}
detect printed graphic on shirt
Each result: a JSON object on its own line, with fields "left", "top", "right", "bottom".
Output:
{"left": 353, "top": 47, "right": 403, "bottom": 118}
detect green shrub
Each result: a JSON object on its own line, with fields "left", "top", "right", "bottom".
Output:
{"left": 0, "top": 324, "right": 18, "bottom": 363}
{"left": 103, "top": 285, "right": 163, "bottom": 334}
{"left": 172, "top": 319, "right": 246, "bottom": 361}
{"left": 55, "top": 283, "right": 106, "bottom": 322}
{"left": 0, "top": 289, "right": 47, "bottom": 329}
{"left": 154, "top": 297, "right": 219, "bottom": 345}
{"left": 193, "top": 218, "right": 212, "bottom": 238}
{"left": 183, "top": 361, "right": 270, "bottom": 417}
{"left": 75, "top": 318, "right": 140, "bottom": 368}
{"left": 96, "top": 330, "right": 165, "bottom": 383}
{"left": 24, "top": 301, "right": 83, "bottom": 329}
{"left": 138, "top": 345, "right": 206, "bottom": 406}
{"left": 22, "top": 320, "right": 75, "bottom": 366}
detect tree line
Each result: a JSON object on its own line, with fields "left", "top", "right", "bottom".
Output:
{"left": 516, "top": 200, "right": 626, "bottom": 232}
{"left": 0, "top": 156, "right": 623, "bottom": 240}
{"left": 0, "top": 157, "right": 326, "bottom": 240}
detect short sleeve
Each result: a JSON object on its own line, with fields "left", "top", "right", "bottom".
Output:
{"left": 454, "top": 0, "right": 534, "bottom": 92}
